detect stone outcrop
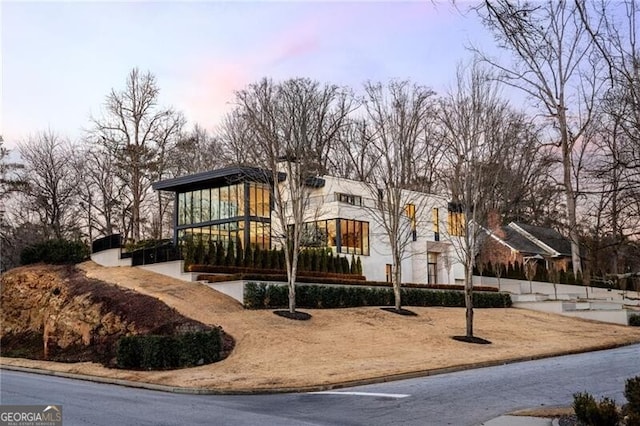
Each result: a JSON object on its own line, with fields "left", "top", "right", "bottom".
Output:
{"left": 0, "top": 264, "right": 209, "bottom": 365}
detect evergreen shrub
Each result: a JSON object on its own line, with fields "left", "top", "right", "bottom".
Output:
{"left": 244, "top": 282, "right": 511, "bottom": 309}
{"left": 20, "top": 239, "right": 90, "bottom": 265}
{"left": 116, "top": 329, "right": 222, "bottom": 370}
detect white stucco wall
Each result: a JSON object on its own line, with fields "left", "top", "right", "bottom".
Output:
{"left": 273, "top": 174, "right": 467, "bottom": 285}
{"left": 90, "top": 249, "right": 132, "bottom": 267}
{"left": 137, "top": 260, "right": 198, "bottom": 282}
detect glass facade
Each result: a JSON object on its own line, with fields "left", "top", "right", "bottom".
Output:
{"left": 176, "top": 182, "right": 271, "bottom": 250}
{"left": 298, "top": 219, "right": 370, "bottom": 255}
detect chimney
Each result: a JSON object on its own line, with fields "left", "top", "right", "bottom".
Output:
{"left": 487, "top": 210, "right": 502, "bottom": 231}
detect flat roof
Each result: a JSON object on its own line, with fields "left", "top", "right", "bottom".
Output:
{"left": 152, "top": 166, "right": 285, "bottom": 193}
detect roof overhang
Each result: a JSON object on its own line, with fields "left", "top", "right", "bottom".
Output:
{"left": 152, "top": 166, "right": 286, "bottom": 193}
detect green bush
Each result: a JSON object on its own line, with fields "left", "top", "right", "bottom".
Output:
{"left": 625, "top": 376, "right": 640, "bottom": 414}
{"left": 116, "top": 329, "right": 222, "bottom": 370}
{"left": 20, "top": 239, "right": 90, "bottom": 265}
{"left": 573, "top": 392, "right": 619, "bottom": 426}
{"left": 629, "top": 314, "right": 640, "bottom": 327}
{"left": 243, "top": 282, "right": 511, "bottom": 309}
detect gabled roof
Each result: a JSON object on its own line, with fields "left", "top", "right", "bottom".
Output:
{"left": 501, "top": 226, "right": 545, "bottom": 254}
{"left": 481, "top": 222, "right": 573, "bottom": 258}
{"left": 510, "top": 222, "right": 572, "bottom": 257}
{"left": 152, "top": 166, "right": 285, "bottom": 193}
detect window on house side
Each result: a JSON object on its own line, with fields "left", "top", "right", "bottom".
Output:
{"left": 432, "top": 208, "right": 440, "bottom": 241}
{"left": 428, "top": 252, "right": 438, "bottom": 284}
{"left": 447, "top": 211, "right": 465, "bottom": 237}
{"left": 405, "top": 203, "right": 417, "bottom": 241}
{"left": 336, "top": 192, "right": 362, "bottom": 206}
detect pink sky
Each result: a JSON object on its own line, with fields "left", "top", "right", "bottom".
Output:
{"left": 2, "top": 1, "right": 492, "bottom": 149}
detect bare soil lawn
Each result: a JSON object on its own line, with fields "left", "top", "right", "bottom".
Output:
{"left": 2, "top": 261, "right": 640, "bottom": 393}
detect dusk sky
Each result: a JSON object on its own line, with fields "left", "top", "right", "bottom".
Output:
{"left": 2, "top": 1, "right": 501, "bottom": 150}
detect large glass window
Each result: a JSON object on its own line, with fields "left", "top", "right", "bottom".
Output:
{"left": 249, "top": 182, "right": 270, "bottom": 218}
{"left": 178, "top": 192, "right": 186, "bottom": 225}
{"left": 201, "top": 189, "right": 211, "bottom": 223}
{"left": 297, "top": 219, "right": 369, "bottom": 256}
{"left": 248, "top": 221, "right": 270, "bottom": 250}
{"left": 175, "top": 181, "right": 272, "bottom": 252}
{"left": 219, "top": 186, "right": 230, "bottom": 220}
{"left": 237, "top": 184, "right": 245, "bottom": 216}
{"left": 192, "top": 190, "right": 201, "bottom": 224}
{"left": 211, "top": 187, "right": 220, "bottom": 221}
{"left": 340, "top": 219, "right": 365, "bottom": 255}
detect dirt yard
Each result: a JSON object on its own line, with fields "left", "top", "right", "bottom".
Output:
{"left": 2, "top": 261, "right": 640, "bottom": 392}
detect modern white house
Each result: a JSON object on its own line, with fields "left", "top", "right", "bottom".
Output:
{"left": 151, "top": 165, "right": 466, "bottom": 285}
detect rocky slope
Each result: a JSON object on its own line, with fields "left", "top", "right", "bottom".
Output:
{"left": 0, "top": 264, "right": 218, "bottom": 366}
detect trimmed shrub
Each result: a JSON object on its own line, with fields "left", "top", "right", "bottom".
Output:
{"left": 625, "top": 376, "right": 640, "bottom": 414}
{"left": 573, "top": 392, "right": 620, "bottom": 426}
{"left": 20, "top": 239, "right": 90, "bottom": 265}
{"left": 243, "top": 282, "right": 511, "bottom": 310}
{"left": 116, "top": 329, "right": 222, "bottom": 370}
{"left": 629, "top": 314, "right": 640, "bottom": 327}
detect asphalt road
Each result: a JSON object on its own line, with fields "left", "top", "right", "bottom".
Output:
{"left": 2, "top": 344, "right": 639, "bottom": 426}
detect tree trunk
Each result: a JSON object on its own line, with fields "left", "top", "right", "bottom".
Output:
{"left": 465, "top": 263, "right": 474, "bottom": 338}
{"left": 393, "top": 253, "right": 402, "bottom": 311}
{"left": 559, "top": 107, "right": 582, "bottom": 275}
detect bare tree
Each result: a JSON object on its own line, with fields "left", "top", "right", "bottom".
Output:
{"left": 476, "top": 0, "right": 604, "bottom": 274}
{"left": 356, "top": 80, "right": 439, "bottom": 311}
{"left": 576, "top": 0, "right": 640, "bottom": 276}
{"left": 217, "top": 112, "right": 261, "bottom": 167}
{"left": 72, "top": 143, "right": 126, "bottom": 241}
{"left": 18, "top": 131, "right": 77, "bottom": 240}
{"left": 439, "top": 63, "right": 514, "bottom": 340}
{"left": 0, "top": 136, "right": 25, "bottom": 200}
{"left": 91, "top": 68, "right": 184, "bottom": 242}
{"left": 233, "top": 77, "right": 353, "bottom": 315}
{"left": 174, "top": 124, "right": 225, "bottom": 175}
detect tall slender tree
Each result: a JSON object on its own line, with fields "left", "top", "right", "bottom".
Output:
{"left": 17, "top": 131, "right": 77, "bottom": 240}
{"left": 233, "top": 77, "right": 352, "bottom": 314}
{"left": 356, "top": 80, "right": 440, "bottom": 311}
{"left": 476, "top": 0, "right": 604, "bottom": 274}
{"left": 91, "top": 68, "right": 183, "bottom": 242}
{"left": 439, "top": 63, "right": 515, "bottom": 339}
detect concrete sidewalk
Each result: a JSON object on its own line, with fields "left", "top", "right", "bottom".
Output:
{"left": 482, "top": 415, "right": 554, "bottom": 425}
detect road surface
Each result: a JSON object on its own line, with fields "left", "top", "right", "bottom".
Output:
{"left": 2, "top": 344, "right": 639, "bottom": 425}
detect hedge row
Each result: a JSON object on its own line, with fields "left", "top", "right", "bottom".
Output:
{"left": 630, "top": 314, "right": 640, "bottom": 327}
{"left": 244, "top": 282, "right": 512, "bottom": 310}
{"left": 116, "top": 329, "right": 222, "bottom": 370}
{"left": 21, "top": 239, "right": 90, "bottom": 265}
{"left": 474, "top": 261, "right": 584, "bottom": 286}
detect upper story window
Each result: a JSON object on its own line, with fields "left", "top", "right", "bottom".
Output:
{"left": 405, "top": 203, "right": 417, "bottom": 241}
{"left": 432, "top": 208, "right": 440, "bottom": 241}
{"left": 335, "top": 192, "right": 362, "bottom": 206}
{"left": 177, "top": 182, "right": 262, "bottom": 226}
{"left": 447, "top": 202, "right": 466, "bottom": 237}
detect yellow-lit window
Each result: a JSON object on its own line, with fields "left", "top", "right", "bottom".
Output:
{"left": 432, "top": 208, "right": 440, "bottom": 241}
{"left": 447, "top": 211, "right": 465, "bottom": 237}
{"left": 405, "top": 203, "right": 417, "bottom": 241}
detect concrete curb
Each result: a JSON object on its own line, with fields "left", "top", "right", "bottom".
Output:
{"left": 2, "top": 340, "right": 638, "bottom": 395}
